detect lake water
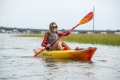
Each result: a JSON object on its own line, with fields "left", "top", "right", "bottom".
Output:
{"left": 0, "top": 34, "right": 120, "bottom": 80}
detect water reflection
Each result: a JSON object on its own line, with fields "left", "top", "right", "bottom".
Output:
{"left": 40, "top": 58, "right": 96, "bottom": 80}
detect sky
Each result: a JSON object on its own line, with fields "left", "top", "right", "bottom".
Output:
{"left": 0, "top": 0, "right": 120, "bottom": 30}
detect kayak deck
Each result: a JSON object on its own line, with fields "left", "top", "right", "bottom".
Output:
{"left": 33, "top": 47, "right": 97, "bottom": 61}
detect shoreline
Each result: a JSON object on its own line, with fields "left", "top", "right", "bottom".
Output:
{"left": 16, "top": 34, "right": 120, "bottom": 46}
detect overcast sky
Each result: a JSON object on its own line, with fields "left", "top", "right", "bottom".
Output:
{"left": 0, "top": 0, "right": 120, "bottom": 30}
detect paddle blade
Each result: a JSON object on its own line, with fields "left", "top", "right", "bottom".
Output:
{"left": 79, "top": 12, "right": 93, "bottom": 25}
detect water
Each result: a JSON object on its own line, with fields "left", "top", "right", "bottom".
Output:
{"left": 0, "top": 34, "right": 120, "bottom": 80}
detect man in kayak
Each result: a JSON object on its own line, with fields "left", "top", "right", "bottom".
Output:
{"left": 41, "top": 22, "right": 71, "bottom": 50}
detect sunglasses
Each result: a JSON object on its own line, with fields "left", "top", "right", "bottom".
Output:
{"left": 51, "top": 26, "right": 57, "bottom": 29}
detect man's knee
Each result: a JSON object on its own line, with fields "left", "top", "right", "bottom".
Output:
{"left": 62, "top": 41, "right": 66, "bottom": 44}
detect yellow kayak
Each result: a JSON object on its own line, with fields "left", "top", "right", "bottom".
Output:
{"left": 33, "top": 47, "right": 97, "bottom": 61}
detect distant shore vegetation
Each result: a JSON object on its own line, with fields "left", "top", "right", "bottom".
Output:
{"left": 16, "top": 33, "right": 120, "bottom": 46}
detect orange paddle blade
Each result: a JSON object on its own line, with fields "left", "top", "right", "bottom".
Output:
{"left": 79, "top": 12, "right": 93, "bottom": 25}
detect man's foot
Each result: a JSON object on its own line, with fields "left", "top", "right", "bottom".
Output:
{"left": 63, "top": 47, "right": 68, "bottom": 50}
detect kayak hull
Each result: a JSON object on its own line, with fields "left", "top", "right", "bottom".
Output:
{"left": 34, "top": 47, "right": 97, "bottom": 61}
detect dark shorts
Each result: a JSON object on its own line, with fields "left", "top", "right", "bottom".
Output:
{"left": 46, "top": 47, "right": 50, "bottom": 50}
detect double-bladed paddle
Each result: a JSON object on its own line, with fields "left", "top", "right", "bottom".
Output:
{"left": 34, "top": 11, "right": 93, "bottom": 57}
